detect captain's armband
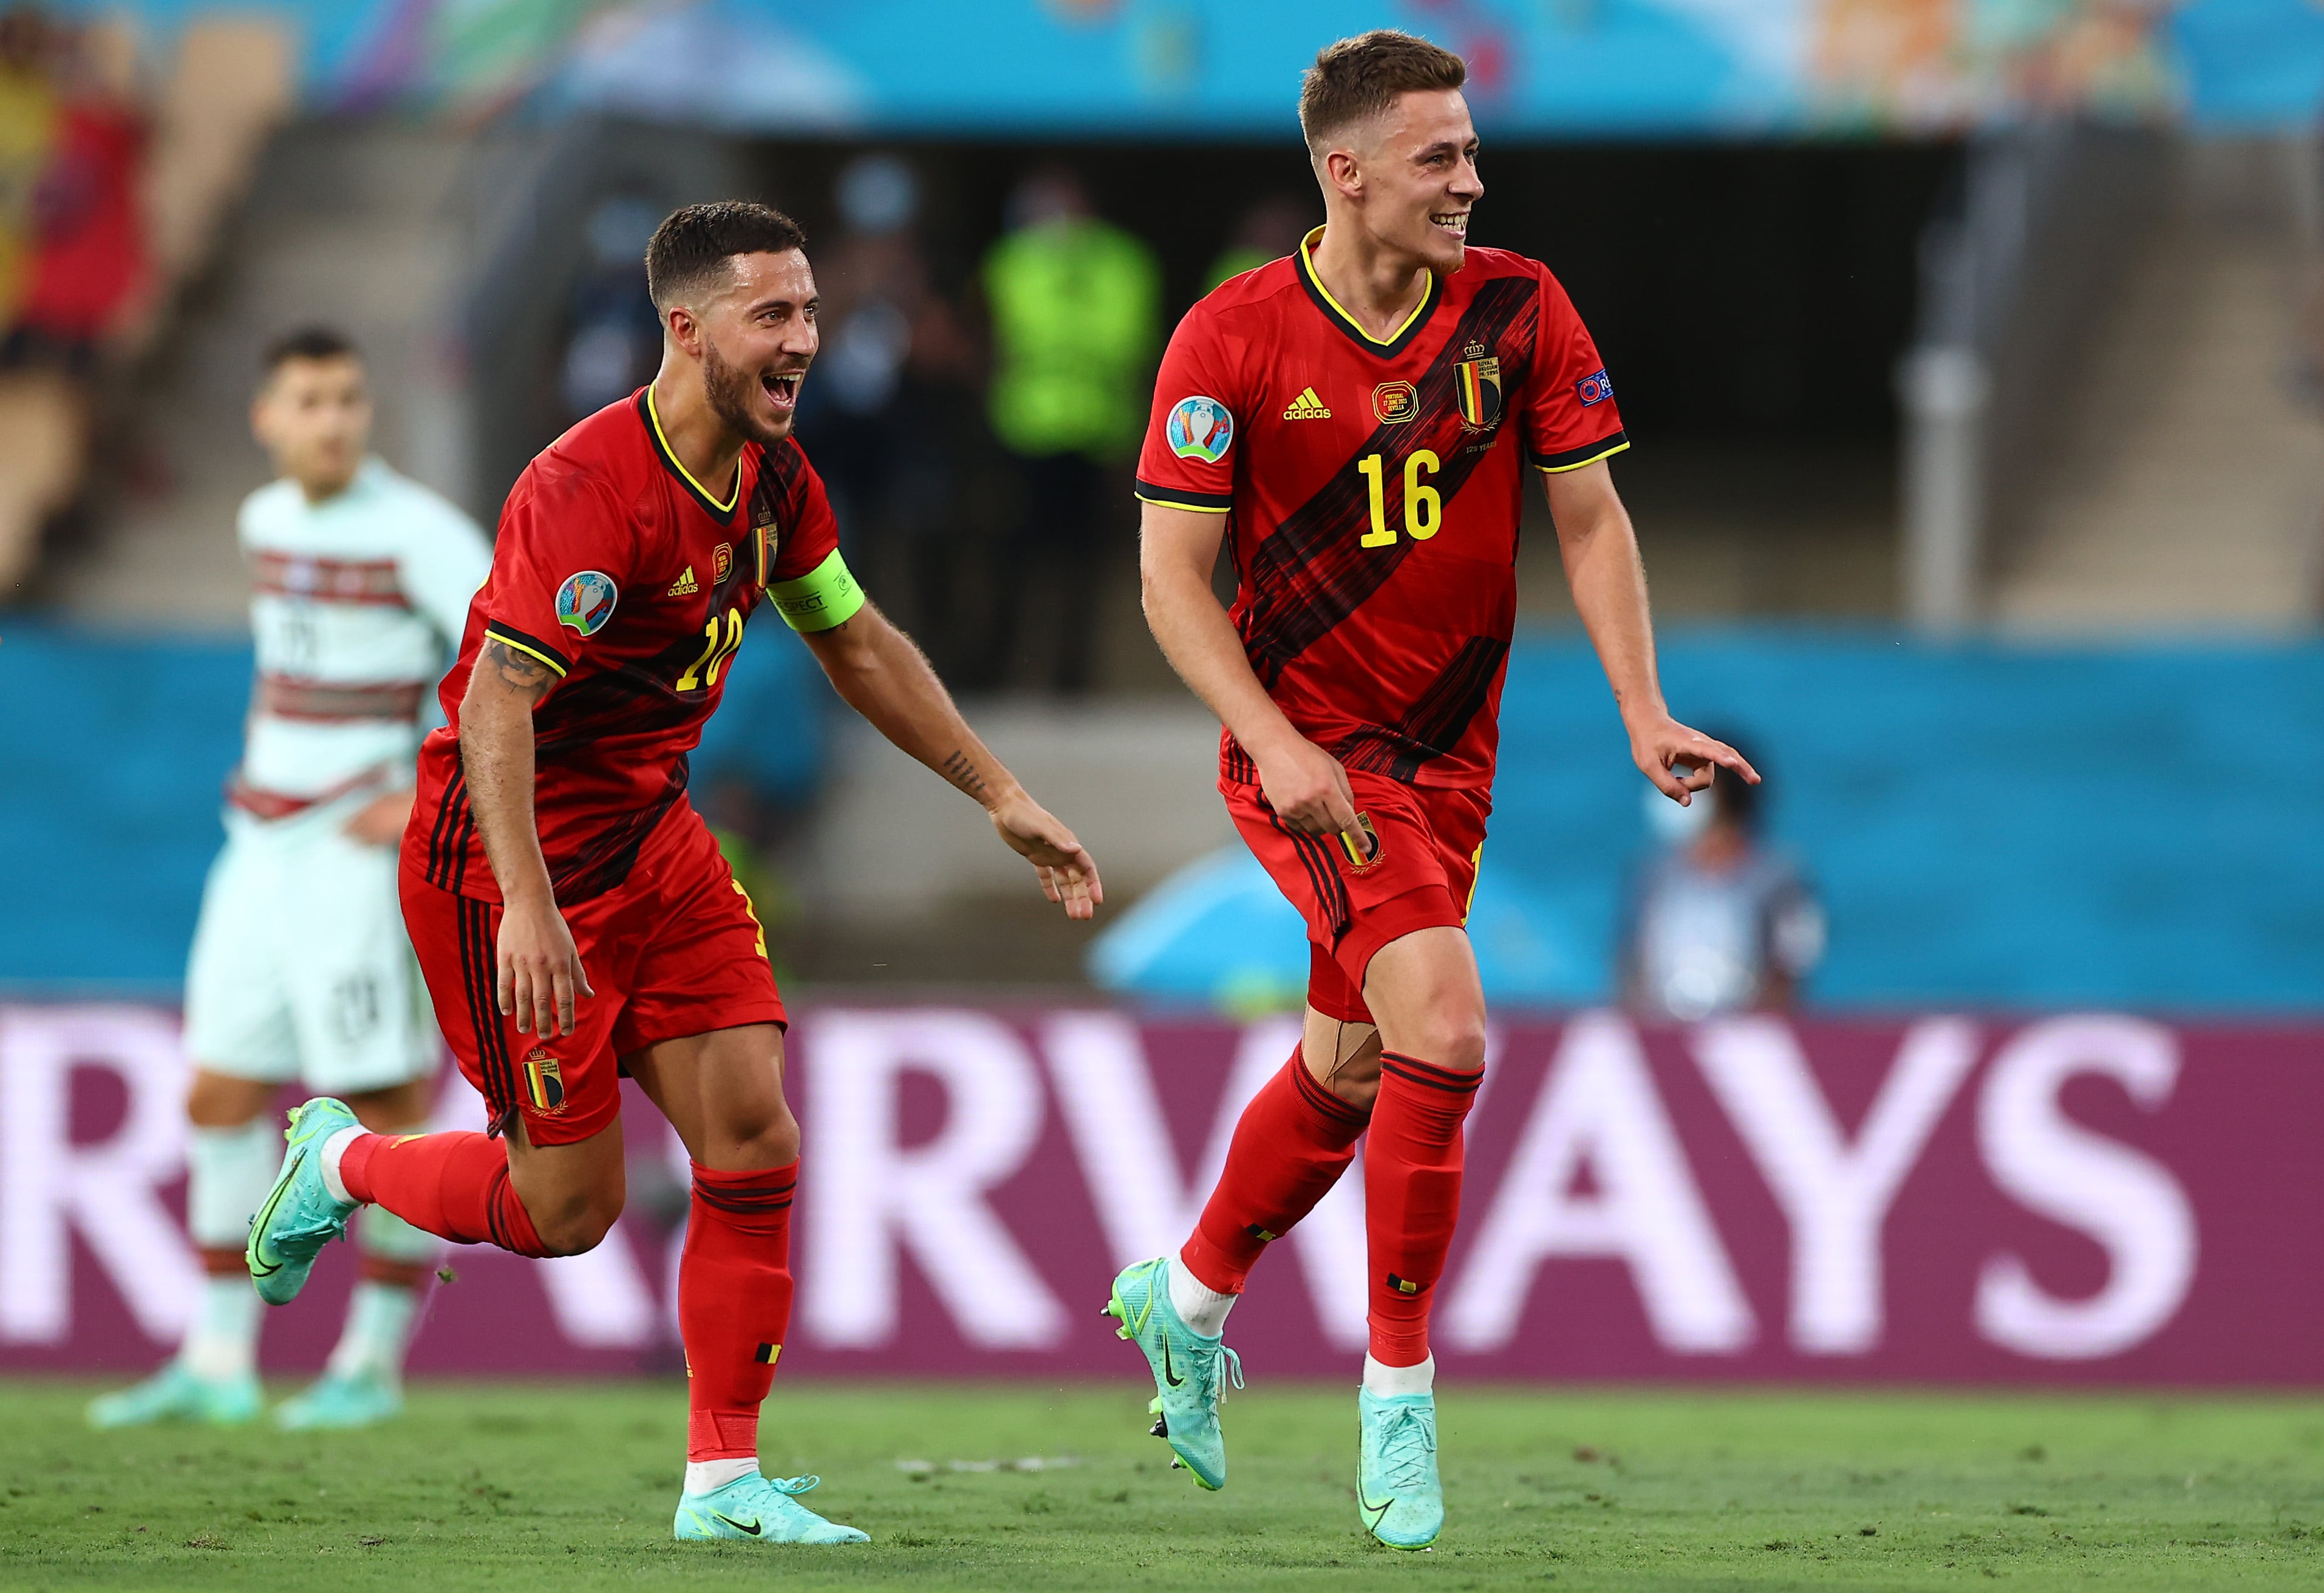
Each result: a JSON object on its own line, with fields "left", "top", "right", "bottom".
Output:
{"left": 766, "top": 548, "right": 867, "bottom": 633}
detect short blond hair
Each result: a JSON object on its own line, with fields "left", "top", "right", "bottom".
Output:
{"left": 1298, "top": 30, "right": 1467, "bottom": 154}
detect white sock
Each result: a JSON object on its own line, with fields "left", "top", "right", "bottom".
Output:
{"left": 1363, "top": 1353, "right": 1436, "bottom": 1398}
{"left": 1167, "top": 1254, "right": 1237, "bottom": 1339}
{"left": 179, "top": 1277, "right": 262, "bottom": 1382}
{"left": 319, "top": 1127, "right": 366, "bottom": 1204}
{"left": 684, "top": 1458, "right": 760, "bottom": 1494}
{"left": 185, "top": 1119, "right": 282, "bottom": 1251}
{"left": 325, "top": 1281, "right": 419, "bottom": 1381}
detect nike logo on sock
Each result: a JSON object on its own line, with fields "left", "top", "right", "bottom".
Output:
{"left": 712, "top": 1512, "right": 762, "bottom": 1536}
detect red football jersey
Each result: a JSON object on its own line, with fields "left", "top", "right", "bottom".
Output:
{"left": 408, "top": 389, "right": 843, "bottom": 904}
{"left": 1136, "top": 230, "right": 1627, "bottom": 792}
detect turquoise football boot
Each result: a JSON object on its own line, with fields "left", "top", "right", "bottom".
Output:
{"left": 246, "top": 1098, "right": 360, "bottom": 1307}
{"left": 273, "top": 1367, "right": 402, "bottom": 1430}
{"left": 87, "top": 1363, "right": 262, "bottom": 1428}
{"left": 1102, "top": 1257, "right": 1242, "bottom": 1490}
{"left": 1357, "top": 1387, "right": 1444, "bottom": 1549}
{"left": 673, "top": 1473, "right": 870, "bottom": 1544}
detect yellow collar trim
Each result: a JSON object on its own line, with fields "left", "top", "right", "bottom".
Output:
{"left": 646, "top": 386, "right": 740, "bottom": 515}
{"left": 1298, "top": 225, "right": 1434, "bottom": 348}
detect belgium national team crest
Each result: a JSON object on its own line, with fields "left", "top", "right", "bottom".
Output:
{"left": 1454, "top": 352, "right": 1502, "bottom": 430}
{"left": 752, "top": 509, "right": 780, "bottom": 586}
{"left": 523, "top": 1048, "right": 566, "bottom": 1114}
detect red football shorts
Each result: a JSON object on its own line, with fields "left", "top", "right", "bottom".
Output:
{"left": 1222, "top": 769, "right": 1490, "bottom": 1025}
{"left": 399, "top": 801, "right": 786, "bottom": 1146}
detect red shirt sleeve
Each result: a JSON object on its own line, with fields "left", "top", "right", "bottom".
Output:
{"left": 1522, "top": 264, "right": 1630, "bottom": 474}
{"left": 479, "top": 467, "right": 641, "bottom": 688}
{"left": 762, "top": 447, "right": 840, "bottom": 583}
{"left": 1135, "top": 305, "right": 1242, "bottom": 513}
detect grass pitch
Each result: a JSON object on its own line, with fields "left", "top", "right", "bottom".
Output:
{"left": 2, "top": 1381, "right": 2321, "bottom": 1591}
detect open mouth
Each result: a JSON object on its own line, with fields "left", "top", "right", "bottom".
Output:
{"left": 1430, "top": 212, "right": 1469, "bottom": 240}
{"left": 762, "top": 372, "right": 803, "bottom": 410}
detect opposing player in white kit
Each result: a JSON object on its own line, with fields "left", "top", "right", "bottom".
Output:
{"left": 90, "top": 329, "right": 491, "bottom": 1431}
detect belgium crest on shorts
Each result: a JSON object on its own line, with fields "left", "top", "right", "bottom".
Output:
{"left": 1454, "top": 353, "right": 1502, "bottom": 429}
{"left": 523, "top": 1048, "right": 566, "bottom": 1113}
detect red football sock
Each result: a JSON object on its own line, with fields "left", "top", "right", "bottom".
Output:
{"left": 1180, "top": 1048, "right": 1371, "bottom": 1295}
{"left": 1365, "top": 1052, "right": 1484, "bottom": 1366}
{"left": 681, "top": 1161, "right": 798, "bottom": 1462}
{"left": 338, "top": 1131, "right": 551, "bottom": 1258}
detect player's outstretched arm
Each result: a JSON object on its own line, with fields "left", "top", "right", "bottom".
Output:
{"left": 1139, "top": 502, "right": 1365, "bottom": 844}
{"left": 799, "top": 603, "right": 1103, "bottom": 920}
{"left": 1544, "top": 461, "right": 1759, "bottom": 803}
{"left": 460, "top": 638, "right": 594, "bottom": 1035}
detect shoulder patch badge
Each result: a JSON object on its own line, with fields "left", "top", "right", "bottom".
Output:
{"left": 1166, "top": 395, "right": 1235, "bottom": 463}
{"left": 554, "top": 569, "right": 619, "bottom": 636}
{"left": 1576, "top": 368, "right": 1614, "bottom": 407}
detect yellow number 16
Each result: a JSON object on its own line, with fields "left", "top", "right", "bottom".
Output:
{"left": 1357, "top": 449, "right": 1441, "bottom": 548}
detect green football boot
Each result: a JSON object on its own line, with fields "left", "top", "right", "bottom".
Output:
{"left": 1357, "top": 1387, "right": 1444, "bottom": 1550}
{"left": 86, "top": 1363, "right": 261, "bottom": 1428}
{"left": 673, "top": 1473, "right": 870, "bottom": 1544}
{"left": 246, "top": 1098, "right": 360, "bottom": 1307}
{"left": 274, "top": 1367, "right": 402, "bottom": 1430}
{"left": 1102, "top": 1257, "right": 1242, "bottom": 1490}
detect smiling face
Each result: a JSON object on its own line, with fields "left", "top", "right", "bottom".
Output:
{"left": 251, "top": 355, "right": 371, "bottom": 498}
{"left": 1323, "top": 87, "right": 1482, "bottom": 274}
{"left": 675, "top": 248, "right": 820, "bottom": 446}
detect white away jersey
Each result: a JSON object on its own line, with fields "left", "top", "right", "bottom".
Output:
{"left": 238, "top": 458, "right": 490, "bottom": 804}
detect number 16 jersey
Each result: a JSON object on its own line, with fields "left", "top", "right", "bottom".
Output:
{"left": 1135, "top": 228, "right": 1627, "bottom": 793}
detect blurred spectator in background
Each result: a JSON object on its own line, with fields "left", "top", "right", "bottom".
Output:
{"left": 1620, "top": 734, "right": 1825, "bottom": 1021}
{"left": 557, "top": 192, "right": 663, "bottom": 422}
{"left": 980, "top": 163, "right": 1158, "bottom": 692}
{"left": 1205, "top": 191, "right": 1312, "bottom": 293}
{"left": 9, "top": 12, "right": 146, "bottom": 369}
{"left": 0, "top": 4, "right": 53, "bottom": 331}
{"left": 797, "top": 152, "right": 980, "bottom": 676}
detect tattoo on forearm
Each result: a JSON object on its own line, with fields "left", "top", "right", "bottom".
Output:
{"left": 940, "top": 750, "right": 989, "bottom": 800}
{"left": 479, "top": 637, "right": 553, "bottom": 698}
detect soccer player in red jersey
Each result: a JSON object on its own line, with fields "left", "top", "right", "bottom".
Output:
{"left": 1107, "top": 32, "right": 1754, "bottom": 1548}
{"left": 245, "top": 202, "right": 1102, "bottom": 1547}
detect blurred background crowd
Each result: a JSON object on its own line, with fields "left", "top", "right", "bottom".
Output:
{"left": 3, "top": 0, "right": 2322, "bottom": 1025}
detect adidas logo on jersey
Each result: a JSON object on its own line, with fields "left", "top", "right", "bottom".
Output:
{"left": 667, "top": 566, "right": 698, "bottom": 596}
{"left": 1282, "top": 387, "right": 1332, "bottom": 420}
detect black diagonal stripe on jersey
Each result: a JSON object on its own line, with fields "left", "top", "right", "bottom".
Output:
{"left": 1335, "top": 635, "right": 1513, "bottom": 781}
{"left": 425, "top": 769, "right": 465, "bottom": 889}
{"left": 1241, "top": 276, "right": 1540, "bottom": 686}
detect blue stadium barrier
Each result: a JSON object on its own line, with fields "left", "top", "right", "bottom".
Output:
{"left": 1092, "top": 630, "right": 2324, "bottom": 1016}
{"left": 5, "top": 622, "right": 2320, "bottom": 1009}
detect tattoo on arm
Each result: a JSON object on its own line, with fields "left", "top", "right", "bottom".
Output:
{"left": 939, "top": 750, "right": 989, "bottom": 801}
{"left": 479, "top": 637, "right": 554, "bottom": 701}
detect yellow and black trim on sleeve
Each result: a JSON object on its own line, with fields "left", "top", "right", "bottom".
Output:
{"left": 767, "top": 548, "right": 867, "bottom": 633}
{"left": 481, "top": 621, "right": 570, "bottom": 678}
{"left": 1134, "top": 479, "right": 1234, "bottom": 514}
{"left": 1529, "top": 431, "right": 1632, "bottom": 474}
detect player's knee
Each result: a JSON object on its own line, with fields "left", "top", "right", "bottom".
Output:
{"left": 525, "top": 1187, "right": 625, "bottom": 1257}
{"left": 1403, "top": 1008, "right": 1487, "bottom": 1075}
{"left": 721, "top": 1101, "right": 800, "bottom": 1170}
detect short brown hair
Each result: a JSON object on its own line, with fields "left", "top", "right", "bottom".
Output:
{"left": 1298, "top": 30, "right": 1467, "bottom": 152}
{"left": 262, "top": 326, "right": 358, "bottom": 373}
{"left": 646, "top": 201, "right": 808, "bottom": 312}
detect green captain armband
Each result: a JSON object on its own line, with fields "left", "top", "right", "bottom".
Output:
{"left": 767, "top": 548, "right": 866, "bottom": 633}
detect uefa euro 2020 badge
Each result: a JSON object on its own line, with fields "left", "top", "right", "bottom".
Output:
{"left": 1167, "top": 395, "right": 1234, "bottom": 463}
{"left": 554, "top": 570, "right": 619, "bottom": 636}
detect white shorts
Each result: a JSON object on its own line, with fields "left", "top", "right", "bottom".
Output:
{"left": 183, "top": 804, "right": 439, "bottom": 1093}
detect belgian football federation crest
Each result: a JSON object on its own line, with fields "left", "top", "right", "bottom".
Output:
{"left": 1166, "top": 395, "right": 1234, "bottom": 462}
{"left": 554, "top": 570, "right": 618, "bottom": 636}
{"left": 752, "top": 509, "right": 781, "bottom": 586}
{"left": 1455, "top": 355, "right": 1502, "bottom": 429}
{"left": 523, "top": 1048, "right": 566, "bottom": 1113}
